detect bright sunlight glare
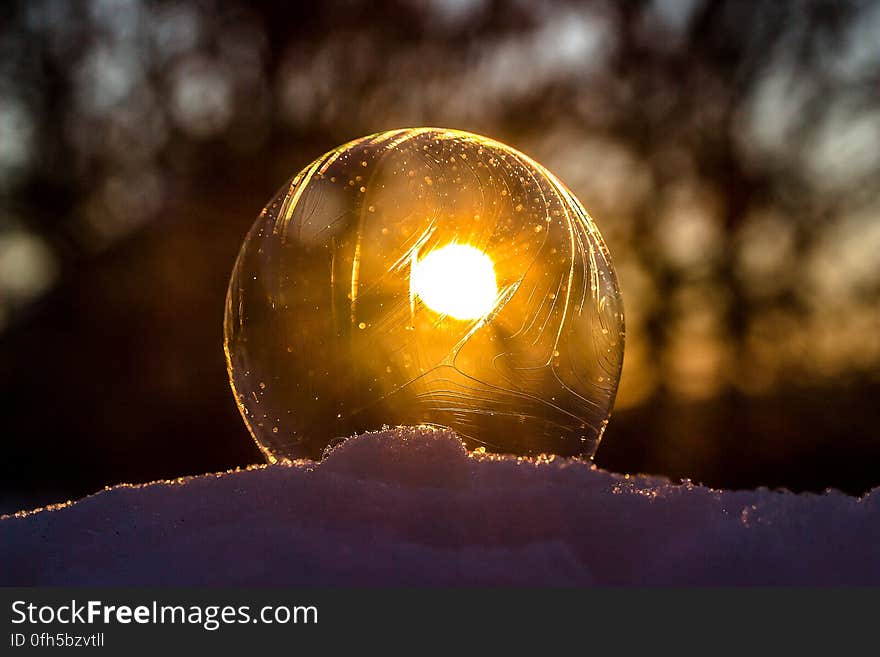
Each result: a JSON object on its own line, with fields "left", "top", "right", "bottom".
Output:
{"left": 411, "top": 243, "right": 498, "bottom": 320}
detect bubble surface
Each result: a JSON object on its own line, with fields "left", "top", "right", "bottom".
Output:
{"left": 225, "top": 128, "right": 624, "bottom": 462}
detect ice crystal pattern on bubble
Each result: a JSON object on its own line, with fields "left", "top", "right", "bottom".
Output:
{"left": 225, "top": 128, "right": 624, "bottom": 462}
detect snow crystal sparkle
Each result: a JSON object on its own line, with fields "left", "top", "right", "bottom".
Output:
{"left": 224, "top": 128, "right": 624, "bottom": 462}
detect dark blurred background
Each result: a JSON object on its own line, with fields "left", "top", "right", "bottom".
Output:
{"left": 2, "top": 0, "right": 879, "bottom": 513}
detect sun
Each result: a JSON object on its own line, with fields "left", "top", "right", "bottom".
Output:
{"left": 411, "top": 243, "right": 498, "bottom": 320}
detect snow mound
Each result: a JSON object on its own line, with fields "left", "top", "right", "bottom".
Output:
{"left": 2, "top": 427, "right": 878, "bottom": 585}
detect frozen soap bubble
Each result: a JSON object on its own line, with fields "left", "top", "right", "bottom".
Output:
{"left": 224, "top": 128, "right": 624, "bottom": 462}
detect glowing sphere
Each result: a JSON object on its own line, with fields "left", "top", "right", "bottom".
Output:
{"left": 224, "top": 128, "right": 624, "bottom": 462}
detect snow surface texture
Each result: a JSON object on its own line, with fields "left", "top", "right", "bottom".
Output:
{"left": 2, "top": 427, "right": 878, "bottom": 585}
